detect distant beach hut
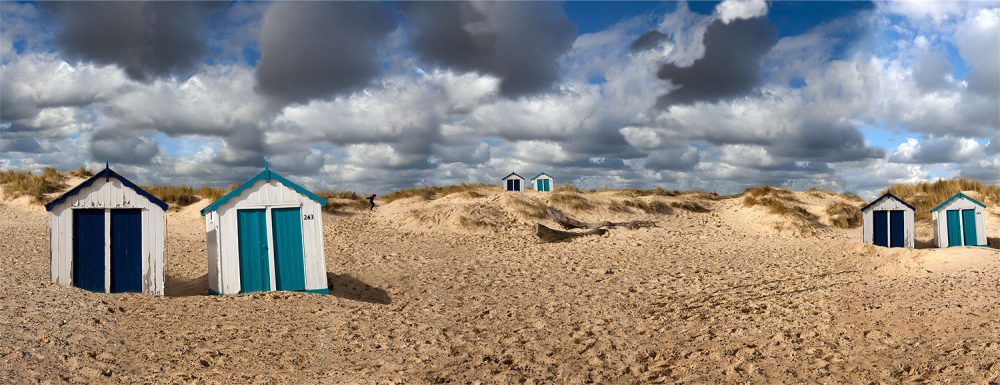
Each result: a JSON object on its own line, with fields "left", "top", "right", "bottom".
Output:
{"left": 931, "top": 192, "right": 987, "bottom": 247}
{"left": 530, "top": 172, "right": 554, "bottom": 192}
{"left": 860, "top": 193, "right": 914, "bottom": 248}
{"left": 201, "top": 166, "right": 329, "bottom": 295}
{"left": 45, "top": 165, "right": 168, "bottom": 294}
{"left": 502, "top": 172, "right": 525, "bottom": 192}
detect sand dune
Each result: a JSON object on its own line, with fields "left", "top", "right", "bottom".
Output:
{"left": 2, "top": 186, "right": 1000, "bottom": 383}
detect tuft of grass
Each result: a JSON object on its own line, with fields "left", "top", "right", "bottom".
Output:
{"left": 320, "top": 191, "right": 369, "bottom": 212}
{"left": 196, "top": 187, "right": 227, "bottom": 201}
{"left": 550, "top": 191, "right": 595, "bottom": 211}
{"left": 670, "top": 200, "right": 710, "bottom": 213}
{"left": 826, "top": 202, "right": 861, "bottom": 229}
{"left": 0, "top": 168, "right": 68, "bottom": 203}
{"left": 143, "top": 185, "right": 200, "bottom": 207}
{"left": 68, "top": 166, "right": 94, "bottom": 178}
{"left": 886, "top": 178, "right": 1000, "bottom": 221}
{"left": 607, "top": 199, "right": 673, "bottom": 214}
{"left": 511, "top": 196, "right": 548, "bottom": 219}
{"left": 743, "top": 190, "right": 822, "bottom": 234}
{"left": 383, "top": 183, "right": 494, "bottom": 203}
{"left": 554, "top": 184, "right": 583, "bottom": 193}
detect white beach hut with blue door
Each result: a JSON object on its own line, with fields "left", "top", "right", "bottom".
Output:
{"left": 861, "top": 192, "right": 914, "bottom": 248}
{"left": 530, "top": 172, "right": 554, "bottom": 192}
{"left": 502, "top": 172, "right": 525, "bottom": 192}
{"left": 201, "top": 166, "right": 329, "bottom": 295}
{"left": 931, "top": 192, "right": 988, "bottom": 248}
{"left": 46, "top": 165, "right": 168, "bottom": 295}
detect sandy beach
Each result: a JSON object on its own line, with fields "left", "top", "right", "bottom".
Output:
{"left": 2, "top": 187, "right": 1000, "bottom": 384}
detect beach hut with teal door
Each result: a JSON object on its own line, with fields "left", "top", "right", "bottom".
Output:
{"left": 201, "top": 167, "right": 328, "bottom": 295}
{"left": 530, "top": 172, "right": 554, "bottom": 192}
{"left": 931, "top": 192, "right": 988, "bottom": 248}
{"left": 860, "top": 193, "right": 914, "bottom": 248}
{"left": 45, "top": 165, "right": 168, "bottom": 295}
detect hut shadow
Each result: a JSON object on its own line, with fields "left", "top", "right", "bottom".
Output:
{"left": 914, "top": 238, "right": 936, "bottom": 249}
{"left": 988, "top": 237, "right": 1000, "bottom": 250}
{"left": 165, "top": 274, "right": 209, "bottom": 297}
{"left": 327, "top": 273, "right": 391, "bottom": 305}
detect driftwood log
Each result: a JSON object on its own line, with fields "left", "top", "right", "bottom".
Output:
{"left": 534, "top": 224, "right": 607, "bottom": 243}
{"left": 545, "top": 207, "right": 656, "bottom": 230}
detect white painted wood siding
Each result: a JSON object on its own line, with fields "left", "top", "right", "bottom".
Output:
{"left": 206, "top": 179, "right": 328, "bottom": 295}
{"left": 932, "top": 198, "right": 987, "bottom": 248}
{"left": 49, "top": 177, "right": 165, "bottom": 295}
{"left": 861, "top": 196, "right": 915, "bottom": 248}
{"left": 502, "top": 176, "right": 525, "bottom": 192}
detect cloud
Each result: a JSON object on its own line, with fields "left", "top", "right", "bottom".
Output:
{"left": 716, "top": 0, "right": 768, "bottom": 24}
{"left": 400, "top": 1, "right": 576, "bottom": 97}
{"left": 912, "top": 51, "right": 954, "bottom": 90}
{"left": 89, "top": 129, "right": 159, "bottom": 165}
{"left": 254, "top": 2, "right": 394, "bottom": 104}
{"left": 41, "top": 1, "right": 223, "bottom": 81}
{"left": 888, "top": 137, "right": 985, "bottom": 164}
{"left": 656, "top": 17, "right": 778, "bottom": 106}
{"left": 955, "top": 8, "right": 999, "bottom": 95}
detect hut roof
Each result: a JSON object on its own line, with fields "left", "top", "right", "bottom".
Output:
{"left": 860, "top": 192, "right": 915, "bottom": 212}
{"left": 502, "top": 172, "right": 524, "bottom": 180}
{"left": 200, "top": 168, "right": 327, "bottom": 216}
{"left": 930, "top": 192, "right": 987, "bottom": 212}
{"left": 530, "top": 172, "right": 552, "bottom": 181}
{"left": 45, "top": 166, "right": 168, "bottom": 212}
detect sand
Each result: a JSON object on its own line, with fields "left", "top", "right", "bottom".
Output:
{"left": 2, "top": 187, "right": 1000, "bottom": 384}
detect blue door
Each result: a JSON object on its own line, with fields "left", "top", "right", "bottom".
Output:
{"left": 73, "top": 209, "right": 105, "bottom": 292}
{"left": 506, "top": 180, "right": 513, "bottom": 191}
{"left": 962, "top": 209, "right": 977, "bottom": 246}
{"left": 872, "top": 210, "right": 888, "bottom": 247}
{"left": 544, "top": 179, "right": 550, "bottom": 192}
{"left": 946, "top": 210, "right": 962, "bottom": 247}
{"left": 271, "top": 208, "right": 306, "bottom": 291}
{"left": 110, "top": 209, "right": 142, "bottom": 293}
{"left": 237, "top": 209, "right": 270, "bottom": 293}
{"left": 889, "top": 210, "right": 904, "bottom": 248}
{"left": 513, "top": 179, "right": 520, "bottom": 191}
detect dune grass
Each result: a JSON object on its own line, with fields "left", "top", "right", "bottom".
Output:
{"left": 0, "top": 168, "right": 68, "bottom": 203}
{"left": 549, "top": 191, "right": 595, "bottom": 211}
{"left": 607, "top": 199, "right": 673, "bottom": 214}
{"left": 382, "top": 183, "right": 494, "bottom": 203}
{"left": 320, "top": 191, "right": 370, "bottom": 212}
{"left": 885, "top": 178, "right": 1000, "bottom": 221}
{"left": 68, "top": 166, "right": 95, "bottom": 178}
{"left": 511, "top": 196, "right": 548, "bottom": 219}
{"left": 742, "top": 186, "right": 822, "bottom": 233}
{"left": 826, "top": 202, "right": 861, "bottom": 229}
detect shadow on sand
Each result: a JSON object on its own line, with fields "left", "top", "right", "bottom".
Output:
{"left": 327, "top": 273, "right": 391, "bottom": 305}
{"left": 164, "top": 274, "right": 209, "bottom": 297}
{"left": 989, "top": 237, "right": 1000, "bottom": 250}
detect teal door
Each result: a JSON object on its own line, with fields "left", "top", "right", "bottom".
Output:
{"left": 946, "top": 210, "right": 962, "bottom": 247}
{"left": 271, "top": 208, "right": 306, "bottom": 291}
{"left": 542, "top": 179, "right": 550, "bottom": 192}
{"left": 962, "top": 210, "right": 977, "bottom": 246}
{"left": 237, "top": 209, "right": 270, "bottom": 293}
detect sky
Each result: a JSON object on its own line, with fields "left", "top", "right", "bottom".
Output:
{"left": 0, "top": 0, "right": 997, "bottom": 197}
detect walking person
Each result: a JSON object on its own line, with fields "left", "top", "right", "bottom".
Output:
{"left": 367, "top": 194, "right": 376, "bottom": 211}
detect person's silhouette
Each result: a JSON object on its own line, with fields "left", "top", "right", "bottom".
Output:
{"left": 367, "top": 194, "right": 376, "bottom": 211}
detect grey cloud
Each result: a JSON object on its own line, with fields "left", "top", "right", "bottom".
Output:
{"left": 630, "top": 31, "right": 668, "bottom": 53}
{"left": 913, "top": 51, "right": 953, "bottom": 90}
{"left": 889, "top": 136, "right": 984, "bottom": 164}
{"left": 89, "top": 129, "right": 159, "bottom": 165}
{"left": 254, "top": 2, "right": 394, "bottom": 104}
{"left": 1, "top": 137, "right": 44, "bottom": 153}
{"left": 644, "top": 147, "right": 701, "bottom": 171}
{"left": 42, "top": 1, "right": 223, "bottom": 81}
{"left": 400, "top": 1, "right": 576, "bottom": 97}
{"left": 657, "top": 17, "right": 777, "bottom": 106}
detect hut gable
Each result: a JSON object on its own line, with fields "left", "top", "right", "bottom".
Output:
{"left": 201, "top": 168, "right": 326, "bottom": 216}
{"left": 860, "top": 192, "right": 914, "bottom": 213}
{"left": 46, "top": 167, "right": 167, "bottom": 212}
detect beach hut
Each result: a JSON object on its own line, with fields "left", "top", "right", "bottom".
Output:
{"left": 201, "top": 166, "right": 329, "bottom": 295}
{"left": 502, "top": 172, "right": 525, "bottom": 192}
{"left": 530, "top": 172, "right": 554, "bottom": 192}
{"left": 860, "top": 193, "right": 915, "bottom": 248}
{"left": 931, "top": 192, "right": 988, "bottom": 247}
{"left": 45, "top": 165, "right": 168, "bottom": 294}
